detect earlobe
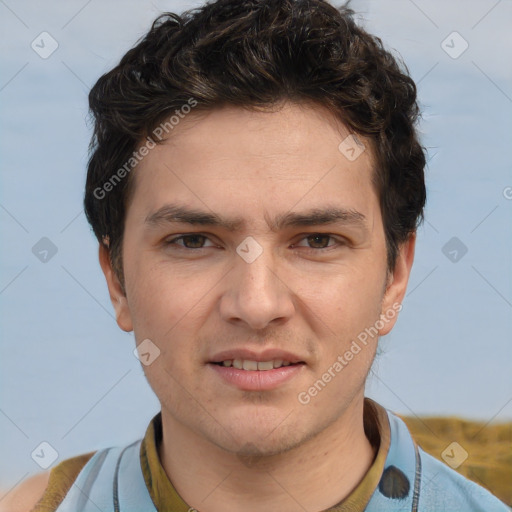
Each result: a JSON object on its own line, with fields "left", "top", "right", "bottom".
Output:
{"left": 98, "top": 243, "right": 134, "bottom": 332}
{"left": 379, "top": 233, "right": 416, "bottom": 336}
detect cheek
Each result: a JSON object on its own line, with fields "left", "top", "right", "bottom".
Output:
{"left": 125, "top": 256, "right": 217, "bottom": 346}
{"left": 124, "top": 259, "right": 178, "bottom": 336}
{"left": 300, "top": 264, "right": 384, "bottom": 329}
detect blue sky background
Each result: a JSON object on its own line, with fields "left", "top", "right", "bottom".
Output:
{"left": 1, "top": 0, "right": 511, "bottom": 491}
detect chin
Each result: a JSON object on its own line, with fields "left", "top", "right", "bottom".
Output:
{"left": 213, "top": 419, "right": 311, "bottom": 460}
{"left": 232, "top": 436, "right": 301, "bottom": 462}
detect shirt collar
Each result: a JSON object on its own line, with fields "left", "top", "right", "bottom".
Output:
{"left": 140, "top": 397, "right": 391, "bottom": 511}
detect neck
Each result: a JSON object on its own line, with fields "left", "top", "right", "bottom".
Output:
{"left": 158, "top": 396, "right": 377, "bottom": 512}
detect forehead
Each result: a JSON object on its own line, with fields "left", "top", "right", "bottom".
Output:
{"left": 128, "top": 102, "right": 378, "bottom": 225}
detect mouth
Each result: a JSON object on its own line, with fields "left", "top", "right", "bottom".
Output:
{"left": 208, "top": 351, "right": 306, "bottom": 391}
{"left": 209, "top": 348, "right": 306, "bottom": 367}
{"left": 211, "top": 359, "right": 302, "bottom": 371}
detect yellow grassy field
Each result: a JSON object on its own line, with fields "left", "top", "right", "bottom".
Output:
{"left": 400, "top": 415, "right": 512, "bottom": 506}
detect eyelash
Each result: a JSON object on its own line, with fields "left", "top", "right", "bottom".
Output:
{"left": 164, "top": 233, "right": 345, "bottom": 252}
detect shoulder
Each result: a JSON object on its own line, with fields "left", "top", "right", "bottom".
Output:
{"left": 417, "top": 446, "right": 510, "bottom": 511}
{"left": 0, "top": 451, "right": 96, "bottom": 512}
{"left": 0, "top": 471, "right": 50, "bottom": 512}
{"left": 384, "top": 410, "right": 510, "bottom": 511}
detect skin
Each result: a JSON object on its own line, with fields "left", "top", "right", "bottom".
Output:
{"left": 0, "top": 472, "right": 49, "bottom": 512}
{"left": 104, "top": 102, "right": 415, "bottom": 511}
{"left": 6, "top": 102, "right": 415, "bottom": 511}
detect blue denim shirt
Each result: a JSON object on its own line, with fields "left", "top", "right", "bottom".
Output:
{"left": 55, "top": 409, "right": 510, "bottom": 512}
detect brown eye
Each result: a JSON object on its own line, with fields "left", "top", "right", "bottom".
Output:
{"left": 293, "top": 234, "right": 345, "bottom": 253}
{"left": 306, "top": 234, "right": 332, "bottom": 249}
{"left": 166, "top": 234, "right": 213, "bottom": 249}
{"left": 181, "top": 235, "right": 207, "bottom": 248}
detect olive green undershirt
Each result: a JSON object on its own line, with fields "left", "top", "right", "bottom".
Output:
{"left": 33, "top": 398, "right": 390, "bottom": 511}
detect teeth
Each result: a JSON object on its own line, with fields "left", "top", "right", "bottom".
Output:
{"left": 257, "top": 361, "right": 274, "bottom": 371}
{"left": 218, "top": 359, "right": 296, "bottom": 370}
{"left": 243, "top": 360, "right": 258, "bottom": 370}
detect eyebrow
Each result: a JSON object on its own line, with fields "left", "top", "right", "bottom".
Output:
{"left": 145, "top": 203, "right": 368, "bottom": 233}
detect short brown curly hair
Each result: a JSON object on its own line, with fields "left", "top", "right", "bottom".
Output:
{"left": 84, "top": 0, "right": 426, "bottom": 289}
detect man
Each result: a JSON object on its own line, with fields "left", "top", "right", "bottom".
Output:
{"left": 5, "top": 0, "right": 509, "bottom": 510}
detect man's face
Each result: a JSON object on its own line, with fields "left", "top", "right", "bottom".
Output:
{"left": 102, "top": 102, "right": 413, "bottom": 456}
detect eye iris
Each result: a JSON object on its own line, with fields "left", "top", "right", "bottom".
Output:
{"left": 183, "top": 235, "right": 205, "bottom": 248}
{"left": 308, "top": 235, "right": 330, "bottom": 248}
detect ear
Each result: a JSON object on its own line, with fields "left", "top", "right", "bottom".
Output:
{"left": 98, "top": 243, "right": 133, "bottom": 332}
{"left": 378, "top": 233, "right": 416, "bottom": 336}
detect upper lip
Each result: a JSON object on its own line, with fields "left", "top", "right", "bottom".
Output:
{"left": 209, "top": 349, "right": 306, "bottom": 364}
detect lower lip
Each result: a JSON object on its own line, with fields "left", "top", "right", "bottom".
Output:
{"left": 209, "top": 363, "right": 305, "bottom": 391}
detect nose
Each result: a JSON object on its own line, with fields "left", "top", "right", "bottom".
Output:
{"left": 219, "top": 246, "right": 296, "bottom": 330}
